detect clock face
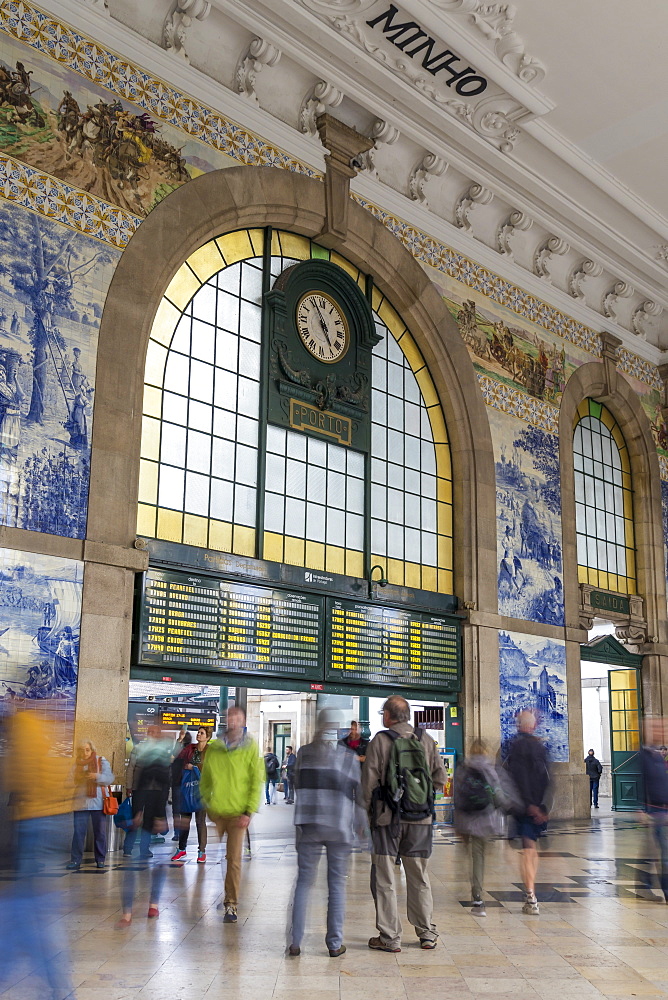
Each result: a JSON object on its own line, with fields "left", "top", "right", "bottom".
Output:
{"left": 296, "top": 292, "right": 349, "bottom": 363}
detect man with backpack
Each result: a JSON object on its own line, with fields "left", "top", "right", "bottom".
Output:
{"left": 264, "top": 745, "right": 280, "bottom": 804}
{"left": 362, "top": 695, "right": 446, "bottom": 953}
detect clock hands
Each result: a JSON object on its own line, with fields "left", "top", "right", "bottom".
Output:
{"left": 313, "top": 301, "right": 333, "bottom": 349}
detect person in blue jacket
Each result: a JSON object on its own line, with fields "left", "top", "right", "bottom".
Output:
{"left": 67, "top": 740, "right": 113, "bottom": 870}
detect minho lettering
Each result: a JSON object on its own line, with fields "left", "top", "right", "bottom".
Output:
{"left": 366, "top": 4, "right": 488, "bottom": 96}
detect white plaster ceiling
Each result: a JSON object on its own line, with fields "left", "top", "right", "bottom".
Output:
{"left": 513, "top": 0, "right": 668, "bottom": 217}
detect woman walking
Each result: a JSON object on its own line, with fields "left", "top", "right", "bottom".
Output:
{"left": 67, "top": 740, "right": 113, "bottom": 870}
{"left": 172, "top": 727, "right": 211, "bottom": 863}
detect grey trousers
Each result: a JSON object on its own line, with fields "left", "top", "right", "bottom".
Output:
{"left": 470, "top": 835, "right": 485, "bottom": 901}
{"left": 371, "top": 822, "right": 437, "bottom": 949}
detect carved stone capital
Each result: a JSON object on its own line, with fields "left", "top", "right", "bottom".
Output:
{"left": 163, "top": 0, "right": 211, "bottom": 62}
{"left": 455, "top": 182, "right": 493, "bottom": 233}
{"left": 533, "top": 236, "right": 569, "bottom": 281}
{"left": 355, "top": 119, "right": 400, "bottom": 176}
{"left": 602, "top": 280, "right": 633, "bottom": 321}
{"left": 496, "top": 209, "right": 532, "bottom": 259}
{"left": 569, "top": 258, "right": 603, "bottom": 300}
{"left": 316, "top": 114, "right": 373, "bottom": 248}
{"left": 408, "top": 153, "right": 448, "bottom": 209}
{"left": 631, "top": 299, "right": 662, "bottom": 339}
{"left": 299, "top": 82, "right": 344, "bottom": 136}
{"left": 234, "top": 38, "right": 281, "bottom": 104}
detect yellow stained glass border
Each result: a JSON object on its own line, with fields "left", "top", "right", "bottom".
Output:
{"left": 574, "top": 398, "right": 636, "bottom": 594}
{"left": 139, "top": 230, "right": 454, "bottom": 595}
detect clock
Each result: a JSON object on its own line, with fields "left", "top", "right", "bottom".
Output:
{"left": 296, "top": 291, "right": 349, "bottom": 363}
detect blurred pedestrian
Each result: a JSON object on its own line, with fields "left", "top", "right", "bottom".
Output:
{"left": 264, "top": 743, "right": 280, "bottom": 804}
{"left": 362, "top": 695, "right": 446, "bottom": 953}
{"left": 288, "top": 708, "right": 363, "bottom": 957}
{"left": 117, "top": 724, "right": 172, "bottom": 926}
{"left": 454, "top": 739, "right": 517, "bottom": 916}
{"left": 339, "top": 720, "right": 369, "bottom": 764}
{"left": 123, "top": 725, "right": 172, "bottom": 859}
{"left": 282, "top": 745, "right": 296, "bottom": 803}
{"left": 504, "top": 710, "right": 551, "bottom": 915}
{"left": 67, "top": 740, "right": 113, "bottom": 870}
{"left": 0, "top": 706, "right": 76, "bottom": 999}
{"left": 170, "top": 731, "right": 192, "bottom": 843}
{"left": 199, "top": 706, "right": 263, "bottom": 923}
{"left": 585, "top": 749, "right": 602, "bottom": 809}
{"left": 638, "top": 718, "right": 668, "bottom": 903}
{"left": 172, "top": 726, "right": 210, "bottom": 862}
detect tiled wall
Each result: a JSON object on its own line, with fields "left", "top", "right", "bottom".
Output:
{"left": 500, "top": 631, "right": 568, "bottom": 762}
{"left": 0, "top": 546, "right": 83, "bottom": 733}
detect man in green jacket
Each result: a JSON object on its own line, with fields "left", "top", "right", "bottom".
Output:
{"left": 199, "top": 706, "right": 264, "bottom": 923}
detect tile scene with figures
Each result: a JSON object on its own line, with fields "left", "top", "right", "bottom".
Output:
{"left": 490, "top": 406, "right": 564, "bottom": 626}
{"left": 499, "top": 630, "right": 568, "bottom": 763}
{"left": 0, "top": 199, "right": 118, "bottom": 536}
{"left": 0, "top": 546, "right": 82, "bottom": 730}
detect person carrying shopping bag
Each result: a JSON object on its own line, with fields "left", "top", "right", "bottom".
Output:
{"left": 67, "top": 740, "right": 114, "bottom": 870}
{"left": 172, "top": 727, "right": 211, "bottom": 862}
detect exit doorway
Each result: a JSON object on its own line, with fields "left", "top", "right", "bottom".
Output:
{"left": 273, "top": 722, "right": 292, "bottom": 761}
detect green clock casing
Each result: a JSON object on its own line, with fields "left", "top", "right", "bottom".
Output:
{"left": 265, "top": 258, "right": 381, "bottom": 452}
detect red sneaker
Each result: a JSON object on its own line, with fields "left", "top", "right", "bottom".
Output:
{"left": 171, "top": 850, "right": 186, "bottom": 861}
{"left": 197, "top": 851, "right": 206, "bottom": 863}
{"left": 148, "top": 905, "right": 159, "bottom": 919}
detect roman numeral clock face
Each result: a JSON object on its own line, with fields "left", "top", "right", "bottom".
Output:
{"left": 296, "top": 292, "right": 349, "bottom": 363}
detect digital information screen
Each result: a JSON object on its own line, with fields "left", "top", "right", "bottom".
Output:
{"left": 160, "top": 710, "right": 217, "bottom": 730}
{"left": 136, "top": 570, "right": 460, "bottom": 693}
{"left": 137, "top": 569, "right": 323, "bottom": 681}
{"left": 325, "top": 598, "right": 460, "bottom": 692}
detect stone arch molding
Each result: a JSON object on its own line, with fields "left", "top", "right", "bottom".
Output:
{"left": 91, "top": 165, "right": 497, "bottom": 611}
{"left": 559, "top": 353, "right": 668, "bottom": 660}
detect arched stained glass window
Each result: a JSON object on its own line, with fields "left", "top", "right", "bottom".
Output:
{"left": 573, "top": 398, "right": 635, "bottom": 594}
{"left": 138, "top": 229, "right": 453, "bottom": 594}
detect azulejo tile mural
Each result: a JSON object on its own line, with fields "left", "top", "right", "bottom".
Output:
{"left": 491, "top": 406, "right": 564, "bottom": 626}
{"left": 0, "top": 198, "right": 118, "bottom": 536}
{"left": 499, "top": 630, "right": 568, "bottom": 762}
{"left": 0, "top": 546, "right": 82, "bottom": 720}
{"left": 0, "top": 8, "right": 314, "bottom": 217}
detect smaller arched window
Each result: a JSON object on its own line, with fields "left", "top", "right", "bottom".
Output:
{"left": 573, "top": 399, "right": 635, "bottom": 594}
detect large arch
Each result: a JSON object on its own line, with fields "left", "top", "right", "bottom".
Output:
{"left": 559, "top": 355, "right": 668, "bottom": 717}
{"left": 88, "top": 165, "right": 499, "bottom": 752}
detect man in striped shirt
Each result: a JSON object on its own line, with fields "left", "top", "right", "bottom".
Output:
{"left": 288, "top": 709, "right": 364, "bottom": 958}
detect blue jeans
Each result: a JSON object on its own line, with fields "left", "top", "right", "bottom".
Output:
{"left": 290, "top": 840, "right": 350, "bottom": 951}
{"left": 265, "top": 779, "right": 277, "bottom": 804}
{"left": 71, "top": 809, "right": 107, "bottom": 864}
{"left": 0, "top": 815, "right": 74, "bottom": 999}
{"left": 121, "top": 858, "right": 166, "bottom": 913}
{"left": 284, "top": 774, "right": 293, "bottom": 800}
{"left": 589, "top": 779, "right": 599, "bottom": 807}
{"left": 123, "top": 825, "right": 152, "bottom": 857}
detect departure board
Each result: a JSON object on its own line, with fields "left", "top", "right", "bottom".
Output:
{"left": 137, "top": 569, "right": 323, "bottom": 680}
{"left": 325, "top": 598, "right": 460, "bottom": 692}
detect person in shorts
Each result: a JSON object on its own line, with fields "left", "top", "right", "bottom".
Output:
{"left": 504, "top": 710, "right": 551, "bottom": 915}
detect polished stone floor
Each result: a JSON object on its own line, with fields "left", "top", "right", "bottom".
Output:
{"left": 4, "top": 800, "right": 668, "bottom": 999}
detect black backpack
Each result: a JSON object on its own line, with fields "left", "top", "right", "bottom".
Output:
{"left": 454, "top": 763, "right": 494, "bottom": 813}
{"left": 265, "top": 753, "right": 279, "bottom": 779}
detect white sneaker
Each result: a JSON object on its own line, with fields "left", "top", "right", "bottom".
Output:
{"left": 522, "top": 892, "right": 539, "bottom": 915}
{"left": 471, "top": 899, "right": 487, "bottom": 917}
